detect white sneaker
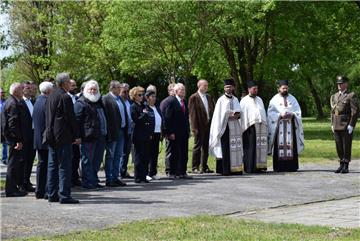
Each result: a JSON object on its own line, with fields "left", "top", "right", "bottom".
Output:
{"left": 146, "top": 175, "right": 153, "bottom": 181}
{"left": 151, "top": 175, "right": 160, "bottom": 180}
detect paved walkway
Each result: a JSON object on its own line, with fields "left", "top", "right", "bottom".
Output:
{"left": 1, "top": 160, "right": 359, "bottom": 240}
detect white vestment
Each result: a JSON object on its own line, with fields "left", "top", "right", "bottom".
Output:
{"left": 267, "top": 93, "right": 304, "bottom": 154}
{"left": 240, "top": 95, "right": 268, "bottom": 168}
{"left": 209, "top": 95, "right": 242, "bottom": 160}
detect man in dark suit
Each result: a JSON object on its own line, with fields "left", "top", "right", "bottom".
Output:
{"left": 102, "top": 81, "right": 127, "bottom": 187}
{"left": 163, "top": 83, "right": 191, "bottom": 179}
{"left": 18, "top": 81, "right": 37, "bottom": 192}
{"left": 159, "top": 83, "right": 175, "bottom": 176}
{"left": 2, "top": 83, "right": 27, "bottom": 197}
{"left": 331, "top": 75, "right": 359, "bottom": 174}
{"left": 33, "top": 81, "right": 54, "bottom": 199}
{"left": 188, "top": 79, "right": 215, "bottom": 174}
{"left": 45, "top": 73, "right": 81, "bottom": 204}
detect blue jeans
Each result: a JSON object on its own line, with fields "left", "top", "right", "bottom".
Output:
{"left": 47, "top": 144, "right": 73, "bottom": 200}
{"left": 93, "top": 135, "right": 106, "bottom": 183}
{"left": 1, "top": 143, "right": 8, "bottom": 163}
{"left": 105, "top": 129, "right": 125, "bottom": 182}
{"left": 80, "top": 142, "right": 98, "bottom": 188}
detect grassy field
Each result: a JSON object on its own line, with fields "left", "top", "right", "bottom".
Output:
{"left": 14, "top": 216, "right": 360, "bottom": 241}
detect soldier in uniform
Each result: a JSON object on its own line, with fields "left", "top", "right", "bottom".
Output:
{"left": 330, "top": 76, "right": 359, "bottom": 174}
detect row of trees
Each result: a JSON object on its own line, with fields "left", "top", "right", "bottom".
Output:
{"left": 1, "top": 1, "right": 359, "bottom": 118}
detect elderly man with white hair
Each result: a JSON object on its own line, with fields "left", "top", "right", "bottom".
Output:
{"left": 33, "top": 81, "right": 54, "bottom": 199}
{"left": 2, "top": 83, "right": 27, "bottom": 197}
{"left": 74, "top": 80, "right": 107, "bottom": 189}
{"left": 163, "top": 83, "right": 191, "bottom": 179}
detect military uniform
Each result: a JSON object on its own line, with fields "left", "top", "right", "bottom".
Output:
{"left": 330, "top": 76, "right": 359, "bottom": 173}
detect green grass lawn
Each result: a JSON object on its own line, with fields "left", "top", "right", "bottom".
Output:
{"left": 14, "top": 216, "right": 360, "bottom": 241}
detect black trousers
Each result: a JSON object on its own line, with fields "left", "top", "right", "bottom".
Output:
{"left": 134, "top": 140, "right": 151, "bottom": 181}
{"left": 191, "top": 123, "right": 210, "bottom": 171}
{"left": 35, "top": 149, "right": 48, "bottom": 197}
{"left": 168, "top": 137, "right": 188, "bottom": 176}
{"left": 148, "top": 133, "right": 161, "bottom": 177}
{"left": 217, "top": 125, "right": 231, "bottom": 175}
{"left": 334, "top": 130, "right": 353, "bottom": 162}
{"left": 242, "top": 125, "right": 257, "bottom": 173}
{"left": 121, "top": 133, "right": 132, "bottom": 177}
{"left": 71, "top": 144, "right": 80, "bottom": 184}
{"left": 5, "top": 142, "right": 23, "bottom": 194}
{"left": 18, "top": 138, "right": 36, "bottom": 186}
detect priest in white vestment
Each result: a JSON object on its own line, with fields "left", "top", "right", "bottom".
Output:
{"left": 267, "top": 80, "right": 304, "bottom": 172}
{"left": 209, "top": 79, "right": 243, "bottom": 175}
{"left": 240, "top": 80, "right": 268, "bottom": 173}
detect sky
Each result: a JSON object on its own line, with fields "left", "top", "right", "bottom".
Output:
{"left": 0, "top": 12, "right": 13, "bottom": 59}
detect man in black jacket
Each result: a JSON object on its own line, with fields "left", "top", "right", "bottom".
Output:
{"left": 2, "top": 83, "right": 27, "bottom": 197}
{"left": 163, "top": 83, "right": 191, "bottom": 179}
{"left": 45, "top": 73, "right": 81, "bottom": 204}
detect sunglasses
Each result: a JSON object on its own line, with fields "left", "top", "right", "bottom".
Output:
{"left": 137, "top": 94, "right": 144, "bottom": 97}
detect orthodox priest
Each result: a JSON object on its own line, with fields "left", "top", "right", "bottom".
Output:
{"left": 267, "top": 80, "right": 305, "bottom": 172}
{"left": 240, "top": 80, "right": 268, "bottom": 173}
{"left": 209, "top": 79, "right": 243, "bottom": 175}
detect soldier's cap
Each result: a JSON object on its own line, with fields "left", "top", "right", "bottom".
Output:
{"left": 224, "top": 78, "right": 235, "bottom": 86}
{"left": 277, "top": 79, "right": 289, "bottom": 87}
{"left": 247, "top": 80, "right": 258, "bottom": 88}
{"left": 336, "top": 75, "right": 349, "bottom": 84}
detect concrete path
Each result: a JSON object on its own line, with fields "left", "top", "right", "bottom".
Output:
{"left": 1, "top": 160, "right": 359, "bottom": 240}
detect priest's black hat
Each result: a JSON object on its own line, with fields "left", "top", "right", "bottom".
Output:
{"left": 224, "top": 78, "right": 235, "bottom": 86}
{"left": 247, "top": 80, "right": 258, "bottom": 88}
{"left": 277, "top": 79, "right": 289, "bottom": 87}
{"left": 336, "top": 75, "right": 349, "bottom": 84}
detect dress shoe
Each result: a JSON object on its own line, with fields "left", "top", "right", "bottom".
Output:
{"left": 179, "top": 173, "right": 193, "bottom": 179}
{"left": 96, "top": 184, "right": 105, "bottom": 188}
{"left": 135, "top": 179, "right": 149, "bottom": 183}
{"left": 115, "top": 179, "right": 127, "bottom": 186}
{"left": 44, "top": 194, "right": 48, "bottom": 200}
{"left": 48, "top": 196, "right": 60, "bottom": 202}
{"left": 335, "top": 162, "right": 344, "bottom": 173}
{"left": 202, "top": 168, "right": 214, "bottom": 174}
{"left": 18, "top": 186, "right": 29, "bottom": 194}
{"left": 35, "top": 193, "right": 45, "bottom": 199}
{"left": 72, "top": 179, "right": 82, "bottom": 187}
{"left": 23, "top": 183, "right": 35, "bottom": 192}
{"left": 60, "top": 198, "right": 80, "bottom": 204}
{"left": 6, "top": 190, "right": 28, "bottom": 197}
{"left": 341, "top": 163, "right": 349, "bottom": 174}
{"left": 106, "top": 181, "right": 119, "bottom": 187}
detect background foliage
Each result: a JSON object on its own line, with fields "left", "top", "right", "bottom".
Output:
{"left": 1, "top": 0, "right": 359, "bottom": 117}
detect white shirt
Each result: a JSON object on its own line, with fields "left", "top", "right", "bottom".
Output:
{"left": 23, "top": 96, "right": 34, "bottom": 128}
{"left": 150, "top": 106, "right": 162, "bottom": 133}
{"left": 198, "top": 91, "right": 209, "bottom": 119}
{"left": 67, "top": 92, "right": 76, "bottom": 104}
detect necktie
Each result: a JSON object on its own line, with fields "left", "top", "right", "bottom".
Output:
{"left": 181, "top": 99, "right": 185, "bottom": 113}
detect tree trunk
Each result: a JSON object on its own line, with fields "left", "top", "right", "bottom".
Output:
{"left": 235, "top": 37, "right": 248, "bottom": 92}
{"left": 221, "top": 37, "right": 241, "bottom": 90}
{"left": 306, "top": 77, "right": 325, "bottom": 119}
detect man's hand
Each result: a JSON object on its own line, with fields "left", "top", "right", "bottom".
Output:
{"left": 73, "top": 138, "right": 81, "bottom": 145}
{"left": 331, "top": 125, "right": 334, "bottom": 133}
{"left": 168, "top": 134, "right": 175, "bottom": 140}
{"left": 347, "top": 125, "right": 354, "bottom": 134}
{"left": 15, "top": 142, "right": 23, "bottom": 150}
{"left": 229, "top": 112, "right": 240, "bottom": 120}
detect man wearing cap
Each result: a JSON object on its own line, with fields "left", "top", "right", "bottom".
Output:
{"left": 240, "top": 80, "right": 268, "bottom": 173}
{"left": 267, "top": 80, "right": 305, "bottom": 172}
{"left": 209, "top": 79, "right": 243, "bottom": 175}
{"left": 330, "top": 76, "right": 359, "bottom": 174}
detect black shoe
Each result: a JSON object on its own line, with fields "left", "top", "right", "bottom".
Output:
{"left": 341, "top": 163, "right": 349, "bottom": 174}
{"left": 18, "top": 186, "right": 29, "bottom": 194}
{"left": 96, "top": 184, "right": 105, "bottom": 188}
{"left": 48, "top": 196, "right": 60, "bottom": 202}
{"left": 115, "top": 179, "right": 127, "bottom": 186}
{"left": 106, "top": 181, "right": 119, "bottom": 187}
{"left": 72, "top": 179, "right": 82, "bottom": 187}
{"left": 44, "top": 194, "right": 48, "bottom": 200}
{"left": 202, "top": 168, "right": 214, "bottom": 174}
{"left": 60, "top": 198, "right": 80, "bottom": 204}
{"left": 6, "top": 191, "right": 28, "bottom": 197}
{"left": 135, "top": 179, "right": 149, "bottom": 183}
{"left": 35, "top": 193, "right": 45, "bottom": 199}
{"left": 335, "top": 162, "right": 344, "bottom": 173}
{"left": 179, "top": 173, "right": 193, "bottom": 179}
{"left": 24, "top": 183, "right": 35, "bottom": 192}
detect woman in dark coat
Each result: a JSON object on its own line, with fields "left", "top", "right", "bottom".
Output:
{"left": 130, "top": 86, "right": 153, "bottom": 183}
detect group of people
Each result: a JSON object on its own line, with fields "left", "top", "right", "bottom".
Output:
{"left": 1, "top": 72, "right": 358, "bottom": 204}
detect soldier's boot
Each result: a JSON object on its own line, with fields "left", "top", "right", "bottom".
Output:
{"left": 335, "top": 162, "right": 344, "bottom": 173}
{"left": 341, "top": 163, "right": 349, "bottom": 174}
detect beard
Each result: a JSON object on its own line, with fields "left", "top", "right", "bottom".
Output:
{"left": 84, "top": 91, "right": 101, "bottom": 103}
{"left": 280, "top": 91, "right": 288, "bottom": 96}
